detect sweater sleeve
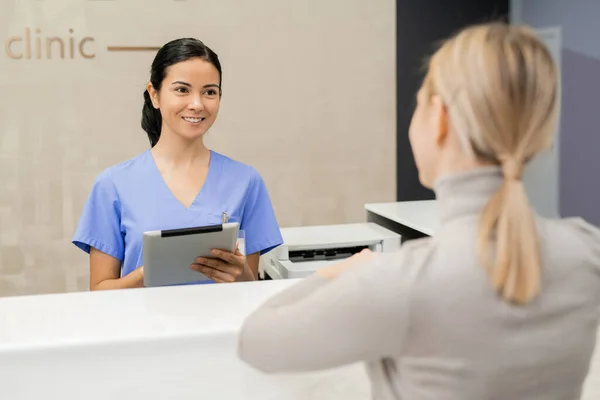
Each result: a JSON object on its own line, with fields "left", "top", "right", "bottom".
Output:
{"left": 237, "top": 248, "right": 424, "bottom": 373}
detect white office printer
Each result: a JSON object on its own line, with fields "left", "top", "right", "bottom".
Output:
{"left": 261, "top": 223, "right": 401, "bottom": 279}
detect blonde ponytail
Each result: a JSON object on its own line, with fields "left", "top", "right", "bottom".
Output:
{"left": 478, "top": 157, "right": 541, "bottom": 304}
{"left": 426, "top": 23, "right": 558, "bottom": 305}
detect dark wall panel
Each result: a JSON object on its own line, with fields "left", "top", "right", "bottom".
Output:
{"left": 396, "top": 0, "right": 510, "bottom": 201}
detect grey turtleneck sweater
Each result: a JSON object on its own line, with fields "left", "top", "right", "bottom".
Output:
{"left": 238, "top": 167, "right": 600, "bottom": 400}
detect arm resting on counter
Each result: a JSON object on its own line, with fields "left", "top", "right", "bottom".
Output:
{"left": 237, "top": 251, "right": 416, "bottom": 373}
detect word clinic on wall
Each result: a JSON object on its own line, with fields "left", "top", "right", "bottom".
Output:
{"left": 5, "top": 28, "right": 95, "bottom": 60}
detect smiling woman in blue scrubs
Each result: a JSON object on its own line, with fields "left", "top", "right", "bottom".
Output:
{"left": 72, "top": 38, "right": 283, "bottom": 290}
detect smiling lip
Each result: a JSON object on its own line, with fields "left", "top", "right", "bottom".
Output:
{"left": 182, "top": 116, "right": 206, "bottom": 123}
{"left": 181, "top": 117, "right": 206, "bottom": 124}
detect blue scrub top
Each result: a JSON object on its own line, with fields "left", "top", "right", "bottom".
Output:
{"left": 72, "top": 150, "right": 283, "bottom": 282}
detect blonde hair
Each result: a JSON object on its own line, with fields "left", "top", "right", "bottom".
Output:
{"left": 424, "top": 22, "right": 558, "bottom": 304}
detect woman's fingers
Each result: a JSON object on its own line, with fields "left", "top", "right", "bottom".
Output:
{"left": 191, "top": 248, "right": 247, "bottom": 283}
{"left": 194, "top": 257, "right": 242, "bottom": 273}
{"left": 210, "top": 249, "right": 245, "bottom": 266}
{"left": 192, "top": 264, "right": 236, "bottom": 283}
{"left": 192, "top": 259, "right": 237, "bottom": 274}
{"left": 191, "top": 261, "right": 243, "bottom": 282}
{"left": 194, "top": 257, "right": 215, "bottom": 268}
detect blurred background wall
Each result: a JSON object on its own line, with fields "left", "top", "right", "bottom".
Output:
{"left": 0, "top": 0, "right": 396, "bottom": 296}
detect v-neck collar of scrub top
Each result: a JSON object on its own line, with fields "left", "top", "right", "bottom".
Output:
{"left": 145, "top": 149, "right": 223, "bottom": 212}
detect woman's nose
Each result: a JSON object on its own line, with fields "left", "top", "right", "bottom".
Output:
{"left": 188, "top": 94, "right": 204, "bottom": 110}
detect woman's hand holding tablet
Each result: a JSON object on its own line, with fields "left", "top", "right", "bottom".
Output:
{"left": 191, "top": 245, "right": 256, "bottom": 282}
{"left": 142, "top": 222, "right": 247, "bottom": 287}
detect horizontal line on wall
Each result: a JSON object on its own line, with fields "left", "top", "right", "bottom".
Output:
{"left": 106, "top": 46, "right": 160, "bottom": 52}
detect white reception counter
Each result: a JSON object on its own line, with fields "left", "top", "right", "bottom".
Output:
{"left": 0, "top": 281, "right": 369, "bottom": 400}
{"left": 1, "top": 208, "right": 600, "bottom": 399}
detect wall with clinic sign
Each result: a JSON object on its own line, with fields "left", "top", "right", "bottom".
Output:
{"left": 0, "top": 0, "right": 396, "bottom": 296}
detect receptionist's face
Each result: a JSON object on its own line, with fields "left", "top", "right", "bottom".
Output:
{"left": 148, "top": 58, "right": 221, "bottom": 142}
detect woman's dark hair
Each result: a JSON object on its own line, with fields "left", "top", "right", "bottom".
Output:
{"left": 141, "top": 38, "right": 222, "bottom": 147}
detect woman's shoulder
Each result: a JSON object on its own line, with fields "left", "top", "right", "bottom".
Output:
{"left": 546, "top": 216, "right": 600, "bottom": 268}
{"left": 212, "top": 151, "right": 262, "bottom": 181}
{"left": 549, "top": 216, "right": 600, "bottom": 243}
{"left": 92, "top": 150, "right": 151, "bottom": 186}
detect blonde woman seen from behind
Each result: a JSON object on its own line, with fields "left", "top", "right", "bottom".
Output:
{"left": 237, "top": 22, "right": 600, "bottom": 399}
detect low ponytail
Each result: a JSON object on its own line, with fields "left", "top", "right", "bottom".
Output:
{"left": 478, "top": 157, "right": 541, "bottom": 305}
{"left": 141, "top": 90, "right": 162, "bottom": 147}
{"left": 424, "top": 23, "right": 558, "bottom": 305}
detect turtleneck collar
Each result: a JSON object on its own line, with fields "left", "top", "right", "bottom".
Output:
{"left": 432, "top": 166, "right": 504, "bottom": 225}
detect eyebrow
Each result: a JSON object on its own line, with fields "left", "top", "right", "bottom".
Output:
{"left": 171, "top": 81, "right": 220, "bottom": 89}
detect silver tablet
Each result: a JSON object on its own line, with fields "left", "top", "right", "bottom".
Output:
{"left": 143, "top": 222, "right": 240, "bottom": 287}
